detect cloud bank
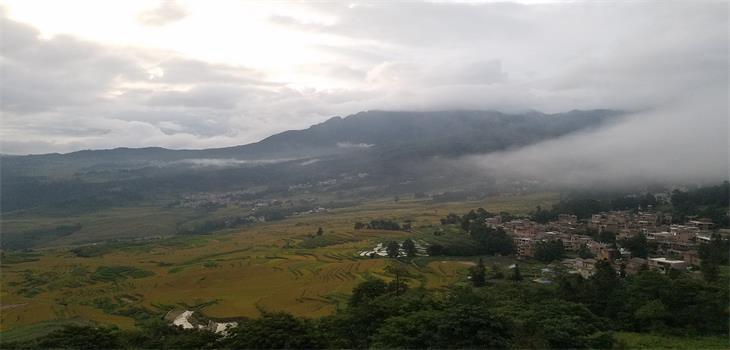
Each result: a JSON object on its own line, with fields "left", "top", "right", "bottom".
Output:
{"left": 0, "top": 0, "right": 727, "bottom": 190}
{"left": 462, "top": 89, "right": 729, "bottom": 187}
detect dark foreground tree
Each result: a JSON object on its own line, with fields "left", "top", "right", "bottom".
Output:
{"left": 469, "top": 258, "right": 486, "bottom": 287}
{"left": 698, "top": 234, "right": 730, "bottom": 282}
{"left": 402, "top": 238, "right": 417, "bottom": 257}
{"left": 36, "top": 325, "right": 120, "bottom": 349}
{"left": 511, "top": 264, "right": 523, "bottom": 281}
{"left": 619, "top": 233, "right": 648, "bottom": 258}
{"left": 386, "top": 241, "right": 400, "bottom": 258}
{"left": 349, "top": 279, "right": 389, "bottom": 306}
{"left": 534, "top": 239, "right": 565, "bottom": 262}
{"left": 227, "top": 312, "right": 321, "bottom": 349}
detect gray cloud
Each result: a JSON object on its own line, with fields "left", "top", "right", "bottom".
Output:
{"left": 0, "top": 18, "right": 146, "bottom": 113}
{"left": 0, "top": 0, "right": 727, "bottom": 189}
{"left": 460, "top": 88, "right": 728, "bottom": 188}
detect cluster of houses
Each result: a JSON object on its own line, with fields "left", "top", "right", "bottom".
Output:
{"left": 166, "top": 309, "right": 238, "bottom": 335}
{"left": 486, "top": 211, "right": 717, "bottom": 277}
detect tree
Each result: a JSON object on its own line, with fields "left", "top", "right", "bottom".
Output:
{"left": 386, "top": 241, "right": 400, "bottom": 258}
{"left": 491, "top": 264, "right": 505, "bottom": 279}
{"left": 369, "top": 219, "right": 402, "bottom": 231}
{"left": 578, "top": 243, "right": 594, "bottom": 259}
{"left": 591, "top": 260, "right": 619, "bottom": 291}
{"left": 700, "top": 258, "right": 720, "bottom": 283}
{"left": 619, "top": 233, "right": 648, "bottom": 258}
{"left": 316, "top": 227, "right": 324, "bottom": 236}
{"left": 120, "top": 318, "right": 219, "bottom": 349}
{"left": 470, "top": 258, "right": 486, "bottom": 287}
{"left": 384, "top": 265, "right": 410, "bottom": 296}
{"left": 698, "top": 234, "right": 729, "bottom": 282}
{"left": 534, "top": 239, "right": 565, "bottom": 262}
{"left": 440, "top": 213, "right": 461, "bottom": 225}
{"left": 517, "top": 300, "right": 612, "bottom": 349}
{"left": 532, "top": 205, "right": 556, "bottom": 223}
{"left": 371, "top": 310, "right": 441, "bottom": 348}
{"left": 500, "top": 211, "right": 516, "bottom": 222}
{"left": 587, "top": 260, "right": 620, "bottom": 315}
{"left": 402, "top": 239, "right": 417, "bottom": 257}
{"left": 36, "top": 325, "right": 120, "bottom": 349}
{"left": 460, "top": 210, "right": 479, "bottom": 231}
{"left": 634, "top": 299, "right": 668, "bottom": 332}
{"left": 349, "top": 279, "right": 389, "bottom": 306}
{"left": 228, "top": 312, "right": 321, "bottom": 349}
{"left": 511, "top": 264, "right": 523, "bottom": 281}
{"left": 387, "top": 279, "right": 409, "bottom": 297}
{"left": 430, "top": 305, "right": 513, "bottom": 348}
{"left": 427, "top": 244, "right": 445, "bottom": 256}
{"left": 468, "top": 224, "right": 515, "bottom": 255}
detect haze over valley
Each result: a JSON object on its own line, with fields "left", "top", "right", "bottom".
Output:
{"left": 0, "top": 1, "right": 728, "bottom": 349}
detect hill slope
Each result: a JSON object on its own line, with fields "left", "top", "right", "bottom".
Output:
{"left": 1, "top": 109, "right": 622, "bottom": 213}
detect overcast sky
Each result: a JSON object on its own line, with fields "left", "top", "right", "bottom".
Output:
{"left": 0, "top": 0, "right": 727, "bottom": 155}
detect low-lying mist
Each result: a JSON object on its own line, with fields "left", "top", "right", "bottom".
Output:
{"left": 460, "top": 91, "right": 728, "bottom": 190}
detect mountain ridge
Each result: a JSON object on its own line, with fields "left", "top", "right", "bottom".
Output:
{"left": 5, "top": 108, "right": 622, "bottom": 159}
{"left": 1, "top": 109, "right": 624, "bottom": 213}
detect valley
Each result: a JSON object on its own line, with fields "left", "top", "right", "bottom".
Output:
{"left": 0, "top": 193, "right": 556, "bottom": 340}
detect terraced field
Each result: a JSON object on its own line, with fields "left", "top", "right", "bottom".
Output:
{"left": 0, "top": 193, "right": 557, "bottom": 338}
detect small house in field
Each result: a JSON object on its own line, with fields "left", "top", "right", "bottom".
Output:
{"left": 648, "top": 257, "right": 686, "bottom": 273}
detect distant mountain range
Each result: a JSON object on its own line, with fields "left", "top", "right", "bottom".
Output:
{"left": 1, "top": 109, "right": 622, "bottom": 213}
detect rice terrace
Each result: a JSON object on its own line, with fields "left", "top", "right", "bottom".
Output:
{"left": 0, "top": 194, "right": 555, "bottom": 337}
{"left": 1, "top": 1, "right": 729, "bottom": 348}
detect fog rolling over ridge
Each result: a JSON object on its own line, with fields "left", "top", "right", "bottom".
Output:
{"left": 463, "top": 87, "right": 729, "bottom": 189}
{"left": 1, "top": 2, "right": 726, "bottom": 156}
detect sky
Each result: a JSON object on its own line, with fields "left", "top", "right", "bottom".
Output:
{"left": 0, "top": 0, "right": 727, "bottom": 157}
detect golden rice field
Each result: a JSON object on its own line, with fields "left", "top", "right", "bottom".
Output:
{"left": 0, "top": 192, "right": 557, "bottom": 335}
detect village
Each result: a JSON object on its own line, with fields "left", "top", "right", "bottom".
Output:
{"left": 490, "top": 209, "right": 718, "bottom": 278}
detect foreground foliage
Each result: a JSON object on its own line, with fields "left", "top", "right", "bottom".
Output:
{"left": 5, "top": 264, "right": 727, "bottom": 349}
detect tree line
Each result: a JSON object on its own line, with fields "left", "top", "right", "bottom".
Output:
{"left": 430, "top": 208, "right": 515, "bottom": 256}
{"left": 530, "top": 182, "right": 729, "bottom": 227}
{"left": 354, "top": 219, "right": 410, "bottom": 231}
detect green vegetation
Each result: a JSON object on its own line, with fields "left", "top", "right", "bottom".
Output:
{"left": 91, "top": 266, "right": 155, "bottom": 283}
{"left": 354, "top": 219, "right": 404, "bottom": 231}
{"left": 533, "top": 239, "right": 565, "bottom": 262}
{"left": 432, "top": 208, "right": 515, "bottom": 256}
{"left": 671, "top": 181, "right": 730, "bottom": 227}
{"left": 401, "top": 238, "right": 416, "bottom": 257}
{"left": 385, "top": 241, "right": 400, "bottom": 258}
{"left": 619, "top": 233, "right": 648, "bottom": 258}
{"left": 0, "top": 251, "right": 41, "bottom": 264}
{"left": 1, "top": 189, "right": 727, "bottom": 348}
{"left": 0, "top": 318, "right": 94, "bottom": 344}
{"left": 1, "top": 224, "right": 82, "bottom": 250}
{"left": 468, "top": 258, "right": 486, "bottom": 287}
{"left": 698, "top": 234, "right": 730, "bottom": 282}
{"left": 615, "top": 332, "right": 729, "bottom": 349}
{"left": 531, "top": 182, "right": 730, "bottom": 228}
{"left": 10, "top": 264, "right": 727, "bottom": 349}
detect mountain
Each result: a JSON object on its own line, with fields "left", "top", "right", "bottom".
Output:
{"left": 1, "top": 109, "right": 622, "bottom": 213}
{"left": 3, "top": 109, "right": 620, "bottom": 171}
